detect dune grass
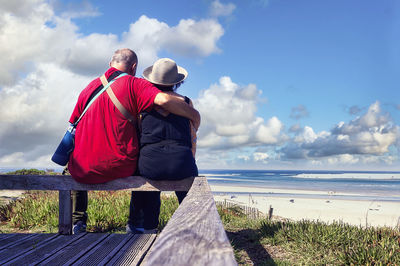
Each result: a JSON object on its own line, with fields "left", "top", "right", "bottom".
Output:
{"left": 220, "top": 205, "right": 400, "bottom": 265}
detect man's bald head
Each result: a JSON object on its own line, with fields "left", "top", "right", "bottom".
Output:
{"left": 110, "top": 48, "right": 138, "bottom": 76}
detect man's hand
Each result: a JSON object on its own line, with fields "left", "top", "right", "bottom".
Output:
{"left": 154, "top": 92, "right": 201, "bottom": 130}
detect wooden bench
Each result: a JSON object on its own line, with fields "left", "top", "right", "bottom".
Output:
{"left": 0, "top": 175, "right": 237, "bottom": 265}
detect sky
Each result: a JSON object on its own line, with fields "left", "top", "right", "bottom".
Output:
{"left": 0, "top": 0, "right": 399, "bottom": 171}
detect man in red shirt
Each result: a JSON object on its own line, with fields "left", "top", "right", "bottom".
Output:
{"left": 68, "top": 48, "right": 200, "bottom": 233}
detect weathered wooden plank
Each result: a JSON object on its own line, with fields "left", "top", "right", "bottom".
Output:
{"left": 58, "top": 190, "right": 72, "bottom": 234}
{"left": 71, "top": 234, "right": 132, "bottom": 265}
{"left": 105, "top": 233, "right": 157, "bottom": 266}
{"left": 4, "top": 234, "right": 84, "bottom": 265}
{"left": 0, "top": 234, "right": 58, "bottom": 264}
{"left": 37, "top": 233, "right": 109, "bottom": 265}
{"left": 144, "top": 176, "right": 237, "bottom": 266}
{"left": 0, "top": 175, "right": 195, "bottom": 191}
{"left": 0, "top": 234, "right": 37, "bottom": 250}
{"left": 96, "top": 233, "right": 135, "bottom": 265}
{"left": 0, "top": 234, "right": 20, "bottom": 242}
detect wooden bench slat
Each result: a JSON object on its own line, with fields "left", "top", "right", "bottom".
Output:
{"left": 0, "top": 175, "right": 195, "bottom": 191}
{"left": 144, "top": 176, "right": 237, "bottom": 266}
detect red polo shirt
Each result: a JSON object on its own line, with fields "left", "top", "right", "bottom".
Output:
{"left": 68, "top": 67, "right": 160, "bottom": 184}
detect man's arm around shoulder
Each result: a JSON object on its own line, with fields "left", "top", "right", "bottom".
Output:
{"left": 154, "top": 92, "right": 201, "bottom": 130}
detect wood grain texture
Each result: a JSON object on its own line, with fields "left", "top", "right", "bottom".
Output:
{"left": 0, "top": 233, "right": 155, "bottom": 266}
{"left": 144, "top": 176, "right": 237, "bottom": 266}
{"left": 38, "top": 233, "right": 109, "bottom": 265}
{"left": 0, "top": 175, "right": 194, "bottom": 191}
{"left": 1, "top": 234, "right": 68, "bottom": 265}
{"left": 0, "top": 234, "right": 58, "bottom": 264}
{"left": 105, "top": 233, "right": 156, "bottom": 266}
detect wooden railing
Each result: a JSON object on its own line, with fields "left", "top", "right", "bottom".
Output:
{"left": 0, "top": 174, "right": 237, "bottom": 265}
{"left": 144, "top": 177, "right": 236, "bottom": 265}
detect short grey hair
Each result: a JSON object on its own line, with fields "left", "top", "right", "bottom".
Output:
{"left": 110, "top": 48, "right": 138, "bottom": 67}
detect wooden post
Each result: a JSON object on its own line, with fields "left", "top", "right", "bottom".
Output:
{"left": 268, "top": 205, "right": 273, "bottom": 220}
{"left": 58, "top": 190, "right": 72, "bottom": 235}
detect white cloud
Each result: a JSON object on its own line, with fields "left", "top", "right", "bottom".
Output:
{"left": 0, "top": 1, "right": 226, "bottom": 167}
{"left": 122, "top": 15, "right": 224, "bottom": 67}
{"left": 253, "top": 152, "right": 269, "bottom": 162}
{"left": 0, "top": 0, "right": 46, "bottom": 17}
{"left": 282, "top": 101, "right": 398, "bottom": 160}
{"left": 195, "top": 76, "right": 285, "bottom": 149}
{"left": 0, "top": 63, "right": 90, "bottom": 164}
{"left": 255, "top": 117, "right": 284, "bottom": 144}
{"left": 327, "top": 154, "right": 359, "bottom": 165}
{"left": 0, "top": 3, "right": 225, "bottom": 87}
{"left": 209, "top": 0, "right": 236, "bottom": 17}
{"left": 162, "top": 18, "right": 224, "bottom": 57}
{"left": 238, "top": 155, "right": 250, "bottom": 161}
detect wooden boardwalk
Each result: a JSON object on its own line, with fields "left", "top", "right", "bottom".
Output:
{"left": 0, "top": 232, "right": 155, "bottom": 265}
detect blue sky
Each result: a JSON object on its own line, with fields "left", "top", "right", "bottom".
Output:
{"left": 0, "top": 0, "right": 399, "bottom": 170}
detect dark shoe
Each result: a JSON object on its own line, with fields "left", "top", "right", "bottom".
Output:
{"left": 73, "top": 221, "right": 87, "bottom": 234}
{"left": 126, "top": 223, "right": 144, "bottom": 234}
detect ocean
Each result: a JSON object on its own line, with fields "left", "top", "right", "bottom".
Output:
{"left": 2, "top": 167, "right": 400, "bottom": 202}
{"left": 200, "top": 170, "right": 400, "bottom": 202}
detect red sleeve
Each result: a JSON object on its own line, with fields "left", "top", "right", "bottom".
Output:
{"left": 130, "top": 78, "right": 160, "bottom": 113}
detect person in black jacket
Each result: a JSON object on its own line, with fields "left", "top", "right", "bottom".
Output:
{"left": 126, "top": 58, "right": 199, "bottom": 233}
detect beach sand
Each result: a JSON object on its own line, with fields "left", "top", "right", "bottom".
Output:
{"left": 210, "top": 184, "right": 400, "bottom": 228}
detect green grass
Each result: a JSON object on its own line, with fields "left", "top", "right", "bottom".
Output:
{"left": 219, "top": 205, "right": 400, "bottom": 265}
{"left": 0, "top": 190, "right": 179, "bottom": 233}
{"left": 5, "top": 168, "right": 58, "bottom": 175}
{"left": 0, "top": 168, "right": 179, "bottom": 233}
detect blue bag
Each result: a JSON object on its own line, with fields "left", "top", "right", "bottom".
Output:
{"left": 51, "top": 124, "right": 76, "bottom": 166}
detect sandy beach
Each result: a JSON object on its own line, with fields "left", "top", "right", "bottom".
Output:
{"left": 210, "top": 184, "right": 400, "bottom": 228}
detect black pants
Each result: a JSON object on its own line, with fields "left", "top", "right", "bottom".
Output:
{"left": 128, "top": 191, "right": 187, "bottom": 230}
{"left": 72, "top": 190, "right": 88, "bottom": 225}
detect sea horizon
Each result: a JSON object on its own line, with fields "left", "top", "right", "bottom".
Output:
{"left": 201, "top": 169, "right": 400, "bottom": 203}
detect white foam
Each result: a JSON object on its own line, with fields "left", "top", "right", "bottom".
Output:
{"left": 295, "top": 173, "right": 400, "bottom": 180}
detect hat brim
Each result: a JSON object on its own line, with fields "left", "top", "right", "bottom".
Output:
{"left": 142, "top": 65, "right": 188, "bottom": 86}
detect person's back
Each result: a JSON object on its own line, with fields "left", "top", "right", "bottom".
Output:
{"left": 139, "top": 97, "right": 198, "bottom": 179}
{"left": 68, "top": 67, "right": 159, "bottom": 184}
